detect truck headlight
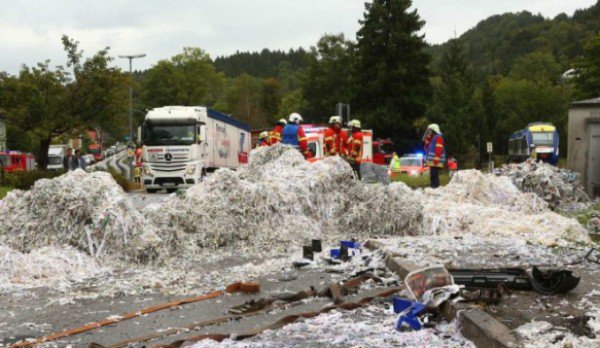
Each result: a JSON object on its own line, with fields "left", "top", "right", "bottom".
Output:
{"left": 186, "top": 166, "right": 196, "bottom": 175}
{"left": 143, "top": 166, "right": 153, "bottom": 176}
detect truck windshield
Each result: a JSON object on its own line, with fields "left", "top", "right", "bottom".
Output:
{"left": 145, "top": 124, "right": 196, "bottom": 146}
{"left": 48, "top": 156, "right": 62, "bottom": 165}
{"left": 0, "top": 155, "right": 10, "bottom": 167}
{"left": 531, "top": 132, "right": 554, "bottom": 146}
{"left": 378, "top": 143, "right": 393, "bottom": 155}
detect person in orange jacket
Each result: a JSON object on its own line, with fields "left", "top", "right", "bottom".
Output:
{"left": 347, "top": 119, "right": 364, "bottom": 179}
{"left": 423, "top": 123, "right": 446, "bottom": 188}
{"left": 324, "top": 115, "right": 348, "bottom": 157}
{"left": 281, "top": 112, "right": 310, "bottom": 158}
{"left": 268, "top": 118, "right": 287, "bottom": 145}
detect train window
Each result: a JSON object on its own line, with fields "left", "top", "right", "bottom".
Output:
{"left": 531, "top": 132, "right": 554, "bottom": 146}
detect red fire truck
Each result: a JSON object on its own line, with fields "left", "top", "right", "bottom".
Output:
{"left": 88, "top": 143, "right": 104, "bottom": 162}
{"left": 0, "top": 151, "right": 36, "bottom": 172}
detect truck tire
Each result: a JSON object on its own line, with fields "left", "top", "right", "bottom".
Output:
{"left": 166, "top": 188, "right": 177, "bottom": 193}
{"left": 146, "top": 188, "right": 159, "bottom": 194}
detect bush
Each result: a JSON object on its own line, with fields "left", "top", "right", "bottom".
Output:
{"left": 106, "top": 168, "right": 131, "bottom": 192}
{"left": 3, "top": 170, "right": 64, "bottom": 190}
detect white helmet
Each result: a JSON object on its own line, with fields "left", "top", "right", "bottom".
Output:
{"left": 289, "top": 112, "right": 303, "bottom": 124}
{"left": 276, "top": 118, "right": 287, "bottom": 126}
{"left": 348, "top": 119, "right": 361, "bottom": 129}
{"left": 328, "top": 116, "right": 342, "bottom": 124}
{"left": 427, "top": 123, "right": 441, "bottom": 134}
{"left": 259, "top": 131, "right": 269, "bottom": 139}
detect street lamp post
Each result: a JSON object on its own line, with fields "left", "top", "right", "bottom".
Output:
{"left": 118, "top": 54, "right": 146, "bottom": 181}
{"left": 118, "top": 54, "right": 146, "bottom": 144}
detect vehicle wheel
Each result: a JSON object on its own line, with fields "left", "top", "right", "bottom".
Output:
{"left": 146, "top": 188, "right": 159, "bottom": 194}
{"left": 166, "top": 188, "right": 177, "bottom": 193}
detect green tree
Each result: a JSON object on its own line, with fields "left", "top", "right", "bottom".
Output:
{"left": 219, "top": 73, "right": 266, "bottom": 127}
{"left": 574, "top": 33, "right": 600, "bottom": 98}
{"left": 261, "top": 77, "right": 283, "bottom": 121}
{"left": 353, "top": 0, "right": 431, "bottom": 150}
{"left": 279, "top": 89, "right": 308, "bottom": 119}
{"left": 509, "top": 52, "right": 562, "bottom": 83}
{"left": 427, "top": 39, "right": 481, "bottom": 165}
{"left": 141, "top": 47, "right": 225, "bottom": 108}
{"left": 303, "top": 34, "right": 354, "bottom": 121}
{"left": 1, "top": 36, "right": 129, "bottom": 169}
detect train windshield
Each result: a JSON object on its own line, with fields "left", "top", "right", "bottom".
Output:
{"left": 531, "top": 132, "right": 554, "bottom": 146}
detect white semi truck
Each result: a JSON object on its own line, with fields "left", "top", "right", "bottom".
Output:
{"left": 141, "top": 106, "right": 251, "bottom": 193}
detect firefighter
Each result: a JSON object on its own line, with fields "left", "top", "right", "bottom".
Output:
{"left": 324, "top": 116, "right": 348, "bottom": 157}
{"left": 256, "top": 131, "right": 270, "bottom": 148}
{"left": 346, "top": 119, "right": 364, "bottom": 179}
{"left": 389, "top": 152, "right": 401, "bottom": 179}
{"left": 268, "top": 118, "right": 287, "bottom": 145}
{"left": 423, "top": 123, "right": 446, "bottom": 188}
{"left": 281, "top": 112, "right": 310, "bottom": 158}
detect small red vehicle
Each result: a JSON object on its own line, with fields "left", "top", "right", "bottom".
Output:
{"left": 0, "top": 151, "right": 36, "bottom": 172}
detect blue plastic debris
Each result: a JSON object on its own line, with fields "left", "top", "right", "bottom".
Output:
{"left": 340, "top": 240, "right": 361, "bottom": 249}
{"left": 330, "top": 248, "right": 341, "bottom": 259}
{"left": 393, "top": 297, "right": 425, "bottom": 331}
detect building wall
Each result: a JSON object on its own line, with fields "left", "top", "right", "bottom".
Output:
{"left": 568, "top": 106, "right": 600, "bottom": 196}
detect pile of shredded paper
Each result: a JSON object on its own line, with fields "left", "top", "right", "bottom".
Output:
{"left": 0, "top": 145, "right": 593, "bottom": 293}
{"left": 0, "top": 170, "right": 162, "bottom": 263}
{"left": 148, "top": 145, "right": 423, "bottom": 258}
{"left": 495, "top": 160, "right": 589, "bottom": 210}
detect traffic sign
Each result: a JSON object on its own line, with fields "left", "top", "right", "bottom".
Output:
{"left": 487, "top": 142, "right": 493, "bottom": 153}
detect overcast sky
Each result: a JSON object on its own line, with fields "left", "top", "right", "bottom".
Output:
{"left": 0, "top": 0, "right": 596, "bottom": 74}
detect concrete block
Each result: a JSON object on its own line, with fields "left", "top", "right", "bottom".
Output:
{"left": 458, "top": 308, "right": 518, "bottom": 348}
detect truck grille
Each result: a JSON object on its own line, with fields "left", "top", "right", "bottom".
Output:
{"left": 150, "top": 163, "right": 186, "bottom": 172}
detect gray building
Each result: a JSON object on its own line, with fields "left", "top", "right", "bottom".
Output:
{"left": 568, "top": 97, "right": 600, "bottom": 197}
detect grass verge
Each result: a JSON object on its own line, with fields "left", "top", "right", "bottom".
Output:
{"left": 0, "top": 186, "right": 13, "bottom": 199}
{"left": 391, "top": 173, "right": 451, "bottom": 188}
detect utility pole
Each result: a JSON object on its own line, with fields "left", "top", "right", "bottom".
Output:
{"left": 118, "top": 54, "right": 146, "bottom": 181}
{"left": 336, "top": 103, "right": 351, "bottom": 125}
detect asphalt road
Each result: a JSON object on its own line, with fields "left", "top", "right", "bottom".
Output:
{"left": 0, "top": 257, "right": 389, "bottom": 347}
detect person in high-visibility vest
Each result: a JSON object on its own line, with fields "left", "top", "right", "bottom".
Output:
{"left": 530, "top": 144, "right": 537, "bottom": 161}
{"left": 423, "top": 123, "right": 446, "bottom": 188}
{"left": 256, "top": 131, "right": 270, "bottom": 148}
{"left": 324, "top": 116, "right": 348, "bottom": 157}
{"left": 389, "top": 152, "right": 401, "bottom": 179}
{"left": 346, "top": 119, "right": 364, "bottom": 179}
{"left": 268, "top": 118, "right": 287, "bottom": 145}
{"left": 281, "top": 113, "right": 310, "bottom": 158}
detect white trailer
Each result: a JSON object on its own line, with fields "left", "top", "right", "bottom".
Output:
{"left": 141, "top": 106, "right": 251, "bottom": 193}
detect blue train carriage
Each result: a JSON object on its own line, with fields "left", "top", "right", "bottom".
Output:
{"left": 508, "top": 122, "right": 559, "bottom": 165}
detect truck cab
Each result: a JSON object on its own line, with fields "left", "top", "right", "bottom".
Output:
{"left": 141, "top": 106, "right": 250, "bottom": 193}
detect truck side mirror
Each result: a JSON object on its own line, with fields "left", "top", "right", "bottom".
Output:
{"left": 198, "top": 125, "right": 207, "bottom": 143}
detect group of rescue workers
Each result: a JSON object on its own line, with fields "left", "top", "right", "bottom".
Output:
{"left": 256, "top": 112, "right": 446, "bottom": 188}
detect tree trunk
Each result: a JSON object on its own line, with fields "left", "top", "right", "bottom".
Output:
{"left": 37, "top": 138, "right": 52, "bottom": 171}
